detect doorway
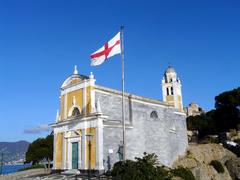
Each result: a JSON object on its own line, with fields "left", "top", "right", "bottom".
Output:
{"left": 72, "top": 142, "right": 78, "bottom": 169}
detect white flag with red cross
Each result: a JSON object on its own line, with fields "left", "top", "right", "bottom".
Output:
{"left": 90, "top": 32, "right": 121, "bottom": 66}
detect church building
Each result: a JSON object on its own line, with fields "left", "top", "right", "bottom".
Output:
{"left": 51, "top": 65, "right": 188, "bottom": 173}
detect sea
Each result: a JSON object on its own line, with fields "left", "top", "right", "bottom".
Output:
{"left": 0, "top": 164, "right": 31, "bottom": 175}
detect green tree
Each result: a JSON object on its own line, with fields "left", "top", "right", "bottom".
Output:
{"left": 45, "top": 135, "right": 53, "bottom": 169}
{"left": 214, "top": 87, "right": 240, "bottom": 132}
{"left": 26, "top": 135, "right": 53, "bottom": 170}
{"left": 187, "top": 110, "right": 217, "bottom": 138}
{"left": 215, "top": 87, "right": 240, "bottom": 109}
{"left": 187, "top": 87, "right": 240, "bottom": 137}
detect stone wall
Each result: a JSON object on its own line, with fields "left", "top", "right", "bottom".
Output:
{"left": 95, "top": 87, "right": 188, "bottom": 169}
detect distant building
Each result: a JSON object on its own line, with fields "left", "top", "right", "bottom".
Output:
{"left": 184, "top": 102, "right": 204, "bottom": 117}
{"left": 51, "top": 66, "right": 188, "bottom": 173}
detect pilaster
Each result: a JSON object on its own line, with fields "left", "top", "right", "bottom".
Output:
{"left": 95, "top": 116, "right": 104, "bottom": 170}
{"left": 81, "top": 122, "right": 87, "bottom": 169}
{"left": 64, "top": 93, "right": 68, "bottom": 119}
{"left": 83, "top": 80, "right": 87, "bottom": 115}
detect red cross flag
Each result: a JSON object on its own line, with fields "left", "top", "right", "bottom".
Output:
{"left": 90, "top": 32, "right": 121, "bottom": 66}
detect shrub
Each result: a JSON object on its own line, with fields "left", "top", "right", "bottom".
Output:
{"left": 111, "top": 153, "right": 172, "bottom": 180}
{"left": 209, "top": 160, "right": 224, "bottom": 173}
{"left": 156, "top": 166, "right": 172, "bottom": 180}
{"left": 111, "top": 160, "right": 139, "bottom": 180}
{"left": 112, "top": 153, "right": 196, "bottom": 180}
{"left": 171, "top": 166, "right": 195, "bottom": 180}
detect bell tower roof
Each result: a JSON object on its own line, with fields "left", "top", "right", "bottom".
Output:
{"left": 165, "top": 66, "right": 176, "bottom": 74}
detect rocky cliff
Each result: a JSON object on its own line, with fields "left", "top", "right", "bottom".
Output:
{"left": 173, "top": 143, "right": 240, "bottom": 180}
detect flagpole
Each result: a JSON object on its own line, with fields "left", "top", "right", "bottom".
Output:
{"left": 120, "top": 26, "right": 126, "bottom": 161}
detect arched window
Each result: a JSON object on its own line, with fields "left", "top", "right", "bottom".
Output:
{"left": 167, "top": 88, "right": 169, "bottom": 96}
{"left": 150, "top": 111, "right": 158, "bottom": 119}
{"left": 72, "top": 107, "right": 80, "bottom": 117}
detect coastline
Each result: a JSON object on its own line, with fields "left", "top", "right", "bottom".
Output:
{"left": 0, "top": 164, "right": 31, "bottom": 175}
{"left": 0, "top": 168, "right": 47, "bottom": 180}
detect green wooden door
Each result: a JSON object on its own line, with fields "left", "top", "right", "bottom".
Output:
{"left": 72, "top": 142, "right": 78, "bottom": 169}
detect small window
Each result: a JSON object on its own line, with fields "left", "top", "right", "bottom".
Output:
{"left": 164, "top": 75, "right": 168, "bottom": 83}
{"left": 72, "top": 107, "right": 80, "bottom": 117}
{"left": 171, "top": 87, "right": 174, "bottom": 95}
{"left": 150, "top": 111, "right": 158, "bottom": 119}
{"left": 167, "top": 88, "right": 169, "bottom": 96}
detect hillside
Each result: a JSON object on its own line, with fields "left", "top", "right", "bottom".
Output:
{"left": 0, "top": 141, "right": 30, "bottom": 164}
{"left": 173, "top": 143, "right": 240, "bottom": 180}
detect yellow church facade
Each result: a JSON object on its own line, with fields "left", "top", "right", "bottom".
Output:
{"left": 51, "top": 66, "right": 105, "bottom": 173}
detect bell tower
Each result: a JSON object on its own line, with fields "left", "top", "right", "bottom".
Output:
{"left": 162, "top": 66, "right": 183, "bottom": 111}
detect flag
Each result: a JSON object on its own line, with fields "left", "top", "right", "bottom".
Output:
{"left": 90, "top": 32, "right": 121, "bottom": 66}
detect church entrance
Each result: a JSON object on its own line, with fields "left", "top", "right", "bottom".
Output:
{"left": 72, "top": 142, "right": 78, "bottom": 169}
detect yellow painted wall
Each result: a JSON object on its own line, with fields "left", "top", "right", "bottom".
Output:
{"left": 55, "top": 133, "right": 63, "bottom": 169}
{"left": 178, "top": 96, "right": 182, "bottom": 101}
{"left": 86, "top": 128, "right": 96, "bottom": 169}
{"left": 166, "top": 95, "right": 174, "bottom": 102}
{"left": 77, "top": 129, "right": 82, "bottom": 168}
{"left": 69, "top": 79, "right": 81, "bottom": 86}
{"left": 67, "top": 89, "right": 83, "bottom": 116}
{"left": 60, "top": 95, "right": 65, "bottom": 121}
{"left": 61, "top": 85, "right": 93, "bottom": 119}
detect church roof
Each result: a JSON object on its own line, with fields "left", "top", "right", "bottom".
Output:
{"left": 95, "top": 85, "right": 172, "bottom": 108}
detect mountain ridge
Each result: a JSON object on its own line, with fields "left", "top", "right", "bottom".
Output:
{"left": 0, "top": 140, "right": 30, "bottom": 164}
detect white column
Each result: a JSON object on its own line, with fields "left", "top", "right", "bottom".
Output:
{"left": 83, "top": 80, "right": 87, "bottom": 115}
{"left": 68, "top": 140, "right": 72, "bottom": 169}
{"left": 78, "top": 138, "right": 81, "bottom": 169}
{"left": 64, "top": 93, "right": 68, "bottom": 119}
{"left": 91, "top": 89, "right": 96, "bottom": 113}
{"left": 81, "top": 124, "right": 87, "bottom": 169}
{"left": 95, "top": 117, "right": 104, "bottom": 170}
{"left": 89, "top": 75, "right": 96, "bottom": 114}
{"left": 162, "top": 79, "right": 167, "bottom": 102}
{"left": 173, "top": 82, "right": 178, "bottom": 109}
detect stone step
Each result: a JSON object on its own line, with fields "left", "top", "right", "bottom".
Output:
{"left": 61, "top": 169, "right": 81, "bottom": 175}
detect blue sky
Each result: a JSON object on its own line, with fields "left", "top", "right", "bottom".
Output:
{"left": 0, "top": 0, "right": 240, "bottom": 142}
